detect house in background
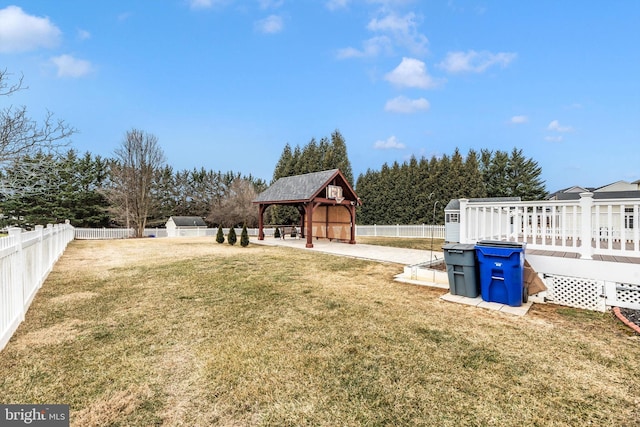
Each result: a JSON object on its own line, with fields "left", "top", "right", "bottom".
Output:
{"left": 165, "top": 216, "right": 207, "bottom": 237}
{"left": 545, "top": 180, "right": 640, "bottom": 241}
{"left": 548, "top": 180, "right": 640, "bottom": 200}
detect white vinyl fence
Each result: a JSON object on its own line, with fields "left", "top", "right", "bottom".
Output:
{"left": 1, "top": 222, "right": 75, "bottom": 351}
{"left": 356, "top": 224, "right": 445, "bottom": 239}
{"left": 74, "top": 225, "right": 445, "bottom": 240}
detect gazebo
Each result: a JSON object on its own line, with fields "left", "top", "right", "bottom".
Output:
{"left": 253, "top": 169, "right": 362, "bottom": 248}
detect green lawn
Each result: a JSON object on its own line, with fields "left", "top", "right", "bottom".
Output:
{"left": 0, "top": 238, "right": 638, "bottom": 426}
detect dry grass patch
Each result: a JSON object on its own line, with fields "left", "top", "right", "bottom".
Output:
{"left": 0, "top": 237, "right": 638, "bottom": 426}
{"left": 357, "top": 235, "right": 445, "bottom": 251}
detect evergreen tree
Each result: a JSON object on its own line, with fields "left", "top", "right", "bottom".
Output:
{"left": 272, "top": 143, "right": 293, "bottom": 182}
{"left": 481, "top": 149, "right": 510, "bottom": 197}
{"left": 505, "top": 148, "right": 547, "bottom": 200}
{"left": 330, "top": 129, "right": 354, "bottom": 184}
{"left": 355, "top": 146, "right": 546, "bottom": 225}
{"left": 216, "top": 225, "right": 225, "bottom": 244}
{"left": 227, "top": 226, "right": 237, "bottom": 245}
{"left": 240, "top": 224, "right": 249, "bottom": 247}
{"left": 0, "top": 149, "right": 110, "bottom": 228}
{"left": 463, "top": 149, "right": 487, "bottom": 199}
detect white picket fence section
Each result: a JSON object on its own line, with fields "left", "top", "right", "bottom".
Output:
{"left": 356, "top": 224, "right": 445, "bottom": 239}
{"left": 0, "top": 222, "right": 75, "bottom": 351}
{"left": 74, "top": 225, "right": 445, "bottom": 240}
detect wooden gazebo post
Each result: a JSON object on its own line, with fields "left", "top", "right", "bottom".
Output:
{"left": 349, "top": 204, "right": 356, "bottom": 244}
{"left": 305, "top": 203, "right": 314, "bottom": 248}
{"left": 258, "top": 205, "right": 266, "bottom": 240}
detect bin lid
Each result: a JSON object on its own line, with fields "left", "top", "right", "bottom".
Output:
{"left": 476, "top": 240, "right": 526, "bottom": 249}
{"left": 443, "top": 243, "right": 476, "bottom": 251}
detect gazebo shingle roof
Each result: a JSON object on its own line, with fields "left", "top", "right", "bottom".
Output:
{"left": 253, "top": 169, "right": 342, "bottom": 203}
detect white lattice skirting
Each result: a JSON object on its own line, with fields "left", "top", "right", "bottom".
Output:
{"left": 615, "top": 283, "right": 640, "bottom": 308}
{"left": 544, "top": 275, "right": 640, "bottom": 312}
{"left": 546, "top": 275, "right": 606, "bottom": 311}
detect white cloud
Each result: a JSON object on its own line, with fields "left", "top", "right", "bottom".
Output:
{"left": 438, "top": 50, "right": 516, "bottom": 73}
{"left": 544, "top": 136, "right": 563, "bottom": 142}
{"left": 259, "top": 0, "right": 284, "bottom": 9}
{"left": 385, "top": 57, "right": 442, "bottom": 89}
{"left": 0, "top": 6, "right": 61, "bottom": 53}
{"left": 547, "top": 120, "right": 573, "bottom": 132}
{"left": 385, "top": 96, "right": 430, "bottom": 113}
{"left": 51, "top": 54, "right": 93, "bottom": 78}
{"left": 326, "top": 0, "right": 350, "bottom": 10}
{"left": 255, "top": 14, "right": 284, "bottom": 34}
{"left": 336, "top": 36, "right": 391, "bottom": 59}
{"left": 117, "top": 12, "right": 133, "bottom": 22}
{"left": 367, "top": 12, "right": 428, "bottom": 56}
{"left": 188, "top": 0, "right": 213, "bottom": 9}
{"left": 373, "top": 135, "right": 406, "bottom": 150}
{"left": 337, "top": 10, "right": 428, "bottom": 59}
{"left": 77, "top": 29, "right": 91, "bottom": 40}
{"left": 510, "top": 115, "right": 528, "bottom": 124}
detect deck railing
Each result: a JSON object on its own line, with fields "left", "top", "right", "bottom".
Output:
{"left": 458, "top": 193, "right": 640, "bottom": 259}
{"left": 0, "top": 222, "right": 75, "bottom": 351}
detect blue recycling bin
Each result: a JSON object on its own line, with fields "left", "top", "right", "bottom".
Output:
{"left": 475, "top": 241, "right": 526, "bottom": 307}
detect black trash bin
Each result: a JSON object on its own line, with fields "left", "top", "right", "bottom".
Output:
{"left": 443, "top": 243, "right": 480, "bottom": 298}
{"left": 475, "top": 240, "right": 526, "bottom": 307}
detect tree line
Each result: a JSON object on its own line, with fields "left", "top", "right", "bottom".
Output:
{"left": 355, "top": 147, "right": 547, "bottom": 225}
{"left": 0, "top": 140, "right": 266, "bottom": 233}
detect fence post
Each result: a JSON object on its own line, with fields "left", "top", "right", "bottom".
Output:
{"left": 47, "top": 224, "right": 55, "bottom": 264}
{"left": 8, "top": 228, "right": 26, "bottom": 322}
{"left": 459, "top": 199, "right": 469, "bottom": 243}
{"left": 35, "top": 225, "right": 44, "bottom": 288}
{"left": 579, "top": 192, "right": 594, "bottom": 259}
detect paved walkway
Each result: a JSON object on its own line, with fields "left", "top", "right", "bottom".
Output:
{"left": 251, "top": 236, "right": 441, "bottom": 266}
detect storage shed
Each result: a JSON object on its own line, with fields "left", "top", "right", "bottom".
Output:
{"left": 165, "top": 216, "right": 207, "bottom": 237}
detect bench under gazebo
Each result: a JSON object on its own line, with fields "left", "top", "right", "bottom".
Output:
{"left": 253, "top": 169, "right": 362, "bottom": 248}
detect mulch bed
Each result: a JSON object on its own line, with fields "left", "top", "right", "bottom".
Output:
{"left": 616, "top": 307, "right": 640, "bottom": 334}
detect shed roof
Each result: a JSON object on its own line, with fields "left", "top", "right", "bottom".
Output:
{"left": 168, "top": 216, "right": 207, "bottom": 227}
{"left": 445, "top": 197, "right": 522, "bottom": 210}
{"left": 253, "top": 169, "right": 358, "bottom": 204}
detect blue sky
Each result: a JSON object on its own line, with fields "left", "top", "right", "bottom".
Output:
{"left": 1, "top": 1, "right": 638, "bottom": 192}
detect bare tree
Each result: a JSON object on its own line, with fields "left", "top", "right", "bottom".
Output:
{"left": 0, "top": 70, "right": 76, "bottom": 198}
{"left": 207, "top": 179, "right": 259, "bottom": 227}
{"left": 0, "top": 70, "right": 75, "bottom": 165}
{"left": 107, "top": 129, "right": 166, "bottom": 237}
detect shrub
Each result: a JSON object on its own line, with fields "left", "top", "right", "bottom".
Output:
{"left": 274, "top": 227, "right": 281, "bottom": 239}
{"left": 216, "top": 225, "right": 225, "bottom": 244}
{"left": 228, "top": 227, "right": 237, "bottom": 245}
{"left": 240, "top": 224, "right": 249, "bottom": 247}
